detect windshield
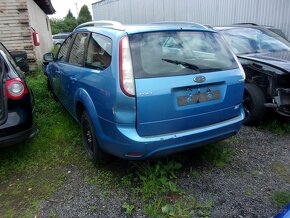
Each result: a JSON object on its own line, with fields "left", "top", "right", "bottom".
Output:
{"left": 220, "top": 27, "right": 290, "bottom": 55}
{"left": 129, "top": 31, "right": 238, "bottom": 78}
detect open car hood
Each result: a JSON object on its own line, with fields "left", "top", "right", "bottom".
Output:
{"left": 238, "top": 51, "right": 290, "bottom": 74}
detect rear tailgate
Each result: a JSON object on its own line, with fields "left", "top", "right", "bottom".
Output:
{"left": 129, "top": 30, "right": 244, "bottom": 137}
{"left": 135, "top": 70, "right": 243, "bottom": 136}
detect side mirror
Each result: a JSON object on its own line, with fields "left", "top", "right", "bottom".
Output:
{"left": 43, "top": 52, "right": 54, "bottom": 62}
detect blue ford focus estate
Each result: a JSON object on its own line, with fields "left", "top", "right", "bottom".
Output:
{"left": 43, "top": 21, "right": 245, "bottom": 163}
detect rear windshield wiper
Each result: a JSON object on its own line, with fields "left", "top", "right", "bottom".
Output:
{"left": 162, "top": 58, "right": 199, "bottom": 71}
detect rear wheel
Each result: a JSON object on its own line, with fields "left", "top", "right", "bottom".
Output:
{"left": 243, "top": 83, "right": 266, "bottom": 126}
{"left": 81, "top": 111, "right": 109, "bottom": 164}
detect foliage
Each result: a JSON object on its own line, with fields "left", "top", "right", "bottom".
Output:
{"left": 63, "top": 10, "right": 77, "bottom": 32}
{"left": 77, "top": 5, "right": 92, "bottom": 25}
{"left": 271, "top": 162, "right": 290, "bottom": 182}
{"left": 260, "top": 118, "right": 290, "bottom": 135}
{"left": 121, "top": 160, "right": 213, "bottom": 217}
{"left": 50, "top": 5, "right": 93, "bottom": 35}
{"left": 50, "top": 10, "right": 77, "bottom": 34}
{"left": 272, "top": 191, "right": 290, "bottom": 208}
{"left": 50, "top": 18, "right": 65, "bottom": 35}
{"left": 0, "top": 71, "right": 84, "bottom": 216}
{"left": 122, "top": 202, "right": 135, "bottom": 215}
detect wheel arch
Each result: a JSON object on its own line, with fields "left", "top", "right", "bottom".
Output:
{"left": 74, "top": 88, "right": 103, "bottom": 136}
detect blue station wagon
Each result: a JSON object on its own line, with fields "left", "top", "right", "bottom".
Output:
{"left": 43, "top": 21, "right": 245, "bottom": 163}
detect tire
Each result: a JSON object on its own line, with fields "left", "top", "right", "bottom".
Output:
{"left": 243, "top": 83, "right": 266, "bottom": 126}
{"left": 81, "top": 111, "right": 109, "bottom": 164}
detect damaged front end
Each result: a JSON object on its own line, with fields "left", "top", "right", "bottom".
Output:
{"left": 240, "top": 58, "right": 290, "bottom": 117}
{"left": 274, "top": 74, "right": 290, "bottom": 116}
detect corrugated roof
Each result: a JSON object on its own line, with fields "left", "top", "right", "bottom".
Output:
{"left": 33, "top": 0, "right": 56, "bottom": 15}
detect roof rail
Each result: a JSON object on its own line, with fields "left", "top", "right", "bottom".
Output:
{"left": 74, "top": 20, "right": 124, "bottom": 31}
{"left": 151, "top": 21, "right": 207, "bottom": 29}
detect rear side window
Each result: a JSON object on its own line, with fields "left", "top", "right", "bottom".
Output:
{"left": 129, "top": 31, "right": 238, "bottom": 78}
{"left": 85, "top": 33, "right": 112, "bottom": 70}
{"left": 57, "top": 34, "right": 73, "bottom": 62}
{"left": 68, "top": 32, "right": 89, "bottom": 66}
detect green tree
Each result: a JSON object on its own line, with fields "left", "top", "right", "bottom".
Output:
{"left": 77, "top": 5, "right": 92, "bottom": 25}
{"left": 50, "top": 18, "right": 67, "bottom": 35}
{"left": 63, "top": 9, "right": 77, "bottom": 32}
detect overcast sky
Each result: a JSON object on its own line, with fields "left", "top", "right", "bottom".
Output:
{"left": 49, "top": 0, "right": 99, "bottom": 19}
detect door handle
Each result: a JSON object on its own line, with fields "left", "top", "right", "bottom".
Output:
{"left": 70, "top": 76, "right": 77, "bottom": 82}
{"left": 55, "top": 70, "right": 62, "bottom": 75}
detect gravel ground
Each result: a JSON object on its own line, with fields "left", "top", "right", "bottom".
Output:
{"left": 40, "top": 126, "right": 290, "bottom": 217}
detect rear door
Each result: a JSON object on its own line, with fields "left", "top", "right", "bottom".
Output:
{"left": 60, "top": 32, "right": 90, "bottom": 111}
{"left": 129, "top": 31, "right": 244, "bottom": 136}
{"left": 50, "top": 34, "right": 74, "bottom": 100}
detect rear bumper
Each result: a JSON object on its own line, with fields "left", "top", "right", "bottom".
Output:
{"left": 0, "top": 125, "right": 38, "bottom": 148}
{"left": 97, "top": 108, "right": 245, "bottom": 159}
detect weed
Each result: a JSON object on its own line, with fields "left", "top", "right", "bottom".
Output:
{"left": 250, "top": 170, "right": 263, "bottom": 177}
{"left": 121, "top": 160, "right": 213, "bottom": 217}
{"left": 89, "top": 205, "right": 98, "bottom": 212}
{"left": 122, "top": 202, "right": 135, "bottom": 215}
{"left": 51, "top": 44, "right": 59, "bottom": 56}
{"left": 200, "top": 142, "right": 233, "bottom": 167}
{"left": 271, "top": 162, "right": 290, "bottom": 182}
{"left": 272, "top": 191, "right": 290, "bottom": 208}
{"left": 189, "top": 168, "right": 200, "bottom": 178}
{"left": 244, "top": 190, "right": 253, "bottom": 197}
{"left": 48, "top": 209, "right": 57, "bottom": 218}
{"left": 86, "top": 169, "right": 113, "bottom": 187}
{"left": 261, "top": 119, "right": 290, "bottom": 135}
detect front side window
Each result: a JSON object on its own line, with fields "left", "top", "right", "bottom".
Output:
{"left": 220, "top": 28, "right": 290, "bottom": 55}
{"left": 85, "top": 33, "right": 112, "bottom": 70}
{"left": 129, "top": 31, "right": 238, "bottom": 78}
{"left": 57, "top": 34, "right": 73, "bottom": 62}
{"left": 68, "top": 32, "right": 89, "bottom": 66}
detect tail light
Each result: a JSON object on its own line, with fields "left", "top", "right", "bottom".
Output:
{"left": 119, "top": 36, "right": 135, "bottom": 97}
{"left": 6, "top": 78, "right": 28, "bottom": 100}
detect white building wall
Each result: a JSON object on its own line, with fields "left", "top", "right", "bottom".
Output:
{"left": 27, "top": 0, "right": 53, "bottom": 66}
{"left": 92, "top": 0, "right": 290, "bottom": 40}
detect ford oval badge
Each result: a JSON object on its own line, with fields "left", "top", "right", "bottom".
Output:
{"left": 193, "top": 76, "right": 206, "bottom": 83}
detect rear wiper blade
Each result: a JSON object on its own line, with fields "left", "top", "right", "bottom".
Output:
{"left": 162, "top": 58, "right": 199, "bottom": 71}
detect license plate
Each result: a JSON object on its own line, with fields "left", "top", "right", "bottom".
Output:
{"left": 178, "top": 90, "right": 220, "bottom": 106}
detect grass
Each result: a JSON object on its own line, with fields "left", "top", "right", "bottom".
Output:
{"left": 271, "top": 162, "right": 290, "bottom": 182}
{"left": 0, "top": 77, "right": 233, "bottom": 217}
{"left": 119, "top": 154, "right": 226, "bottom": 217}
{"left": 260, "top": 118, "right": 290, "bottom": 135}
{"left": 1, "top": 68, "right": 288, "bottom": 217}
{"left": 0, "top": 70, "right": 85, "bottom": 217}
{"left": 272, "top": 191, "right": 290, "bottom": 208}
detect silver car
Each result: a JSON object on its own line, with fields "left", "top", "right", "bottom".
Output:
{"left": 52, "top": 32, "right": 71, "bottom": 45}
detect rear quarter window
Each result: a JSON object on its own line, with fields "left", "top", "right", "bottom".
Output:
{"left": 129, "top": 31, "right": 238, "bottom": 78}
{"left": 85, "top": 33, "right": 112, "bottom": 71}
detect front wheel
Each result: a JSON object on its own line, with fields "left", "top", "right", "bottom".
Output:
{"left": 81, "top": 111, "right": 109, "bottom": 164}
{"left": 243, "top": 83, "right": 266, "bottom": 126}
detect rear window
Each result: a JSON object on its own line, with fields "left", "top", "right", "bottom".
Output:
{"left": 129, "top": 31, "right": 238, "bottom": 78}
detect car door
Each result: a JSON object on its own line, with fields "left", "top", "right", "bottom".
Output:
{"left": 50, "top": 34, "right": 74, "bottom": 101}
{"left": 60, "top": 32, "right": 90, "bottom": 112}
{"left": 0, "top": 53, "right": 7, "bottom": 125}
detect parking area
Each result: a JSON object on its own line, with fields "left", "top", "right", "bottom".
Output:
{"left": 0, "top": 73, "right": 289, "bottom": 218}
